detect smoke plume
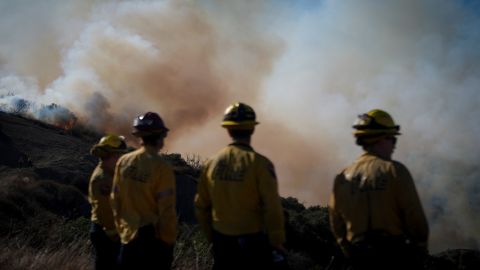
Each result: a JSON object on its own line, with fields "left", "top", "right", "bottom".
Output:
{"left": 1, "top": 0, "right": 479, "bottom": 252}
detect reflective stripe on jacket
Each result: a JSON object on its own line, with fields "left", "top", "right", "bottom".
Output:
{"left": 329, "top": 152, "right": 429, "bottom": 253}
{"left": 111, "top": 146, "right": 176, "bottom": 245}
{"left": 89, "top": 163, "right": 116, "bottom": 235}
{"left": 194, "top": 143, "right": 285, "bottom": 246}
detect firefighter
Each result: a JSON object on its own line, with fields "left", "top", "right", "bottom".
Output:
{"left": 111, "top": 112, "right": 176, "bottom": 270}
{"left": 89, "top": 134, "right": 128, "bottom": 270}
{"left": 328, "top": 109, "right": 429, "bottom": 270}
{"left": 195, "top": 102, "right": 286, "bottom": 270}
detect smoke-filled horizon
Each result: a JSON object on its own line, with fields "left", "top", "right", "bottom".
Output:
{"left": 1, "top": 0, "right": 479, "bottom": 252}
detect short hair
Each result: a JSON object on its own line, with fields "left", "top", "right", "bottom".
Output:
{"left": 227, "top": 128, "right": 254, "bottom": 140}
{"left": 141, "top": 133, "right": 165, "bottom": 146}
{"left": 355, "top": 134, "right": 385, "bottom": 149}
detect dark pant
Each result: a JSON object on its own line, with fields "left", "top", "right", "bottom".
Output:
{"left": 349, "top": 234, "right": 424, "bottom": 270}
{"left": 212, "top": 230, "right": 273, "bottom": 270}
{"left": 118, "top": 225, "right": 174, "bottom": 270}
{"left": 90, "top": 223, "right": 120, "bottom": 270}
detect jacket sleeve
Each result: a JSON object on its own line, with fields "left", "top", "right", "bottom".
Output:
{"left": 154, "top": 163, "right": 177, "bottom": 245}
{"left": 89, "top": 168, "right": 116, "bottom": 232}
{"left": 194, "top": 164, "right": 213, "bottom": 242}
{"left": 329, "top": 174, "right": 350, "bottom": 256}
{"left": 88, "top": 168, "right": 102, "bottom": 225}
{"left": 394, "top": 163, "right": 429, "bottom": 251}
{"left": 257, "top": 159, "right": 285, "bottom": 247}
{"left": 110, "top": 159, "right": 122, "bottom": 227}
{"left": 88, "top": 167, "right": 99, "bottom": 206}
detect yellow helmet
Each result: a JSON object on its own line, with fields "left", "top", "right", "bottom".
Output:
{"left": 221, "top": 102, "right": 259, "bottom": 129}
{"left": 353, "top": 109, "right": 401, "bottom": 137}
{"left": 90, "top": 134, "right": 128, "bottom": 158}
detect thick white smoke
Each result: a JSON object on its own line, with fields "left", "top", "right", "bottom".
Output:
{"left": 1, "top": 0, "right": 281, "bottom": 133}
{"left": 0, "top": 0, "right": 479, "bottom": 252}
{"left": 261, "top": 0, "right": 480, "bottom": 252}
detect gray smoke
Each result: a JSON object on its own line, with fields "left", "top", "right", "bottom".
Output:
{"left": 259, "top": 0, "right": 480, "bottom": 252}
{"left": 0, "top": 0, "right": 479, "bottom": 252}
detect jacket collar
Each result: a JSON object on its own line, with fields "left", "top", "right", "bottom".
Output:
{"left": 229, "top": 142, "right": 254, "bottom": 150}
{"left": 362, "top": 151, "right": 390, "bottom": 161}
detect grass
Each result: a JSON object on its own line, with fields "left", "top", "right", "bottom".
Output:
{"left": 0, "top": 236, "right": 92, "bottom": 270}
{"left": 0, "top": 176, "right": 332, "bottom": 269}
{"left": 0, "top": 220, "right": 214, "bottom": 270}
{"left": 0, "top": 216, "right": 92, "bottom": 270}
{"left": 0, "top": 220, "right": 325, "bottom": 270}
{"left": 2, "top": 187, "right": 477, "bottom": 269}
{"left": 173, "top": 224, "right": 213, "bottom": 270}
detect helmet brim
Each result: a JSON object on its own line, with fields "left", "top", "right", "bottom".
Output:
{"left": 353, "top": 129, "right": 401, "bottom": 137}
{"left": 221, "top": 120, "right": 259, "bottom": 129}
{"left": 90, "top": 145, "right": 128, "bottom": 158}
{"left": 132, "top": 128, "right": 169, "bottom": 137}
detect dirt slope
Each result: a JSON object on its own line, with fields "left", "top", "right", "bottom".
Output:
{"left": 0, "top": 112, "right": 96, "bottom": 191}
{"left": 0, "top": 111, "right": 197, "bottom": 223}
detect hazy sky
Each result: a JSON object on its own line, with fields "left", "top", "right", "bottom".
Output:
{"left": 0, "top": 0, "right": 479, "bottom": 252}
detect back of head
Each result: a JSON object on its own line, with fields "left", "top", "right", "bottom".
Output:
{"left": 227, "top": 129, "right": 255, "bottom": 140}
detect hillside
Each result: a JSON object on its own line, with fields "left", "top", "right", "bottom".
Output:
{"left": 0, "top": 111, "right": 197, "bottom": 224}
{"left": 0, "top": 111, "right": 479, "bottom": 269}
{"left": 0, "top": 111, "right": 97, "bottom": 190}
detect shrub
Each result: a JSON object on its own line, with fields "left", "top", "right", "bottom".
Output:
{"left": 0, "top": 198, "right": 26, "bottom": 235}
{"left": 162, "top": 153, "right": 203, "bottom": 177}
{"left": 69, "top": 123, "right": 102, "bottom": 142}
{"left": 9, "top": 98, "right": 31, "bottom": 115}
{"left": 282, "top": 197, "right": 339, "bottom": 267}
{"left": 28, "top": 180, "right": 90, "bottom": 219}
{"left": 185, "top": 154, "right": 205, "bottom": 176}
{"left": 173, "top": 224, "right": 213, "bottom": 270}
{"left": 0, "top": 217, "right": 92, "bottom": 270}
{"left": 0, "top": 179, "right": 89, "bottom": 239}
{"left": 37, "top": 103, "right": 77, "bottom": 129}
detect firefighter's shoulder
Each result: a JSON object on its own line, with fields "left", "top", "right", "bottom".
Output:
{"left": 253, "top": 151, "right": 277, "bottom": 179}
{"left": 390, "top": 159, "right": 413, "bottom": 180}
{"left": 116, "top": 147, "right": 141, "bottom": 164}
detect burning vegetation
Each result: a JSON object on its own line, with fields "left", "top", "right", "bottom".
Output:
{"left": 37, "top": 103, "right": 77, "bottom": 130}
{"left": 0, "top": 93, "right": 78, "bottom": 131}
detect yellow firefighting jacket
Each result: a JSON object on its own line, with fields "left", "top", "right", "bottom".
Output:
{"left": 329, "top": 152, "right": 429, "bottom": 253}
{"left": 111, "top": 146, "right": 176, "bottom": 245}
{"left": 88, "top": 163, "right": 117, "bottom": 237}
{"left": 194, "top": 142, "right": 285, "bottom": 246}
